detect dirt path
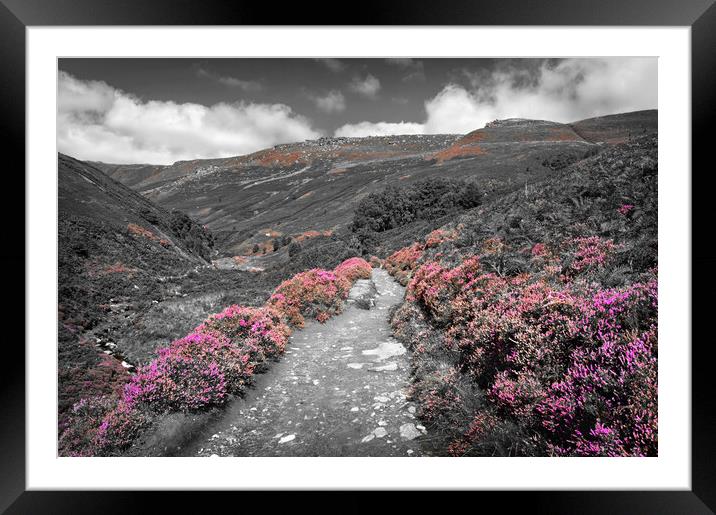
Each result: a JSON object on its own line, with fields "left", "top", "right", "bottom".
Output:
{"left": 178, "top": 268, "right": 428, "bottom": 457}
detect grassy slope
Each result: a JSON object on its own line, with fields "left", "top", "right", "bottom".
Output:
{"left": 58, "top": 154, "right": 217, "bottom": 430}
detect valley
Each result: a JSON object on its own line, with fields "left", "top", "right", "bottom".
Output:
{"left": 58, "top": 109, "right": 658, "bottom": 457}
{"left": 94, "top": 110, "right": 655, "bottom": 256}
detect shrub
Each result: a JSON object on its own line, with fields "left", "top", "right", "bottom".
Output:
{"left": 411, "top": 367, "right": 464, "bottom": 425}
{"left": 408, "top": 256, "right": 483, "bottom": 326}
{"left": 351, "top": 177, "right": 481, "bottom": 234}
{"left": 334, "top": 257, "right": 372, "bottom": 283}
{"left": 536, "top": 279, "right": 658, "bottom": 456}
{"left": 563, "top": 236, "right": 619, "bottom": 275}
{"left": 94, "top": 400, "right": 150, "bottom": 453}
{"left": 394, "top": 238, "right": 658, "bottom": 457}
{"left": 268, "top": 257, "right": 371, "bottom": 327}
{"left": 127, "top": 223, "right": 157, "bottom": 240}
{"left": 59, "top": 396, "right": 116, "bottom": 457}
{"left": 58, "top": 351, "right": 130, "bottom": 435}
{"left": 384, "top": 243, "right": 424, "bottom": 286}
{"left": 618, "top": 203, "right": 635, "bottom": 216}
{"left": 169, "top": 209, "right": 214, "bottom": 260}
{"left": 268, "top": 269, "right": 350, "bottom": 327}
{"left": 60, "top": 395, "right": 150, "bottom": 457}
{"left": 195, "top": 305, "right": 291, "bottom": 362}
{"left": 123, "top": 331, "right": 253, "bottom": 412}
{"left": 386, "top": 137, "right": 658, "bottom": 457}
{"left": 424, "top": 228, "right": 458, "bottom": 249}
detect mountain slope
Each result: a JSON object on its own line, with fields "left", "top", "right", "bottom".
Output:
{"left": 95, "top": 110, "right": 656, "bottom": 257}
{"left": 58, "top": 154, "right": 216, "bottom": 432}
{"left": 86, "top": 161, "right": 166, "bottom": 189}
{"left": 570, "top": 109, "right": 657, "bottom": 144}
{"left": 96, "top": 111, "right": 657, "bottom": 257}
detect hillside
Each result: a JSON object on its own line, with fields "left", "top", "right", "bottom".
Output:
{"left": 57, "top": 154, "right": 364, "bottom": 438}
{"left": 94, "top": 111, "right": 655, "bottom": 257}
{"left": 59, "top": 154, "right": 221, "bottom": 433}
{"left": 383, "top": 134, "right": 658, "bottom": 456}
{"left": 571, "top": 109, "right": 657, "bottom": 144}
{"left": 86, "top": 161, "right": 166, "bottom": 189}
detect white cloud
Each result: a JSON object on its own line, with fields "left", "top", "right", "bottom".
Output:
{"left": 422, "top": 85, "right": 486, "bottom": 134}
{"left": 313, "top": 58, "right": 346, "bottom": 73}
{"left": 335, "top": 121, "right": 424, "bottom": 138}
{"left": 58, "top": 71, "right": 322, "bottom": 165}
{"left": 349, "top": 74, "right": 381, "bottom": 98}
{"left": 196, "top": 67, "right": 262, "bottom": 92}
{"left": 311, "top": 90, "right": 346, "bottom": 113}
{"left": 335, "top": 58, "right": 657, "bottom": 137}
{"left": 423, "top": 58, "right": 657, "bottom": 133}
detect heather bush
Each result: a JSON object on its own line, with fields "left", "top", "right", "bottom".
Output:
{"left": 618, "top": 203, "right": 635, "bottom": 216}
{"left": 94, "top": 400, "right": 150, "bottom": 453}
{"left": 562, "top": 236, "right": 620, "bottom": 276}
{"left": 393, "top": 240, "right": 658, "bottom": 457}
{"left": 384, "top": 243, "right": 424, "bottom": 286}
{"left": 411, "top": 365, "right": 487, "bottom": 431}
{"left": 269, "top": 268, "right": 350, "bottom": 326}
{"left": 123, "top": 331, "right": 253, "bottom": 412}
{"left": 334, "top": 257, "right": 372, "bottom": 283}
{"left": 195, "top": 305, "right": 291, "bottom": 362}
{"left": 407, "top": 256, "right": 482, "bottom": 326}
{"left": 424, "top": 228, "right": 458, "bottom": 249}
{"left": 59, "top": 394, "right": 149, "bottom": 456}
{"left": 59, "top": 396, "right": 116, "bottom": 457}
{"left": 58, "top": 350, "right": 130, "bottom": 435}
{"left": 536, "top": 278, "right": 658, "bottom": 456}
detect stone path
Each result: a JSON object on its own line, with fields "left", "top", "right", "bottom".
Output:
{"left": 179, "top": 268, "right": 428, "bottom": 457}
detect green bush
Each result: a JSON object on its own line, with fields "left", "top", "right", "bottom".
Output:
{"left": 351, "top": 177, "right": 482, "bottom": 233}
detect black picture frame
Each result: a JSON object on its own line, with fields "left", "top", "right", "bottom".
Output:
{"left": 2, "top": 0, "right": 713, "bottom": 512}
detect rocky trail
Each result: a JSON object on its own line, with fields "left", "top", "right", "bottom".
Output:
{"left": 177, "top": 268, "right": 429, "bottom": 457}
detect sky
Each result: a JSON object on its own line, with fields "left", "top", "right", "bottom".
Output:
{"left": 58, "top": 57, "right": 657, "bottom": 165}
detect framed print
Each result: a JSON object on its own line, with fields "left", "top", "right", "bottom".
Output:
{"left": 2, "top": 0, "right": 714, "bottom": 511}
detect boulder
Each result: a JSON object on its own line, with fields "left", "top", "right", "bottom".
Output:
{"left": 347, "top": 279, "right": 377, "bottom": 310}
